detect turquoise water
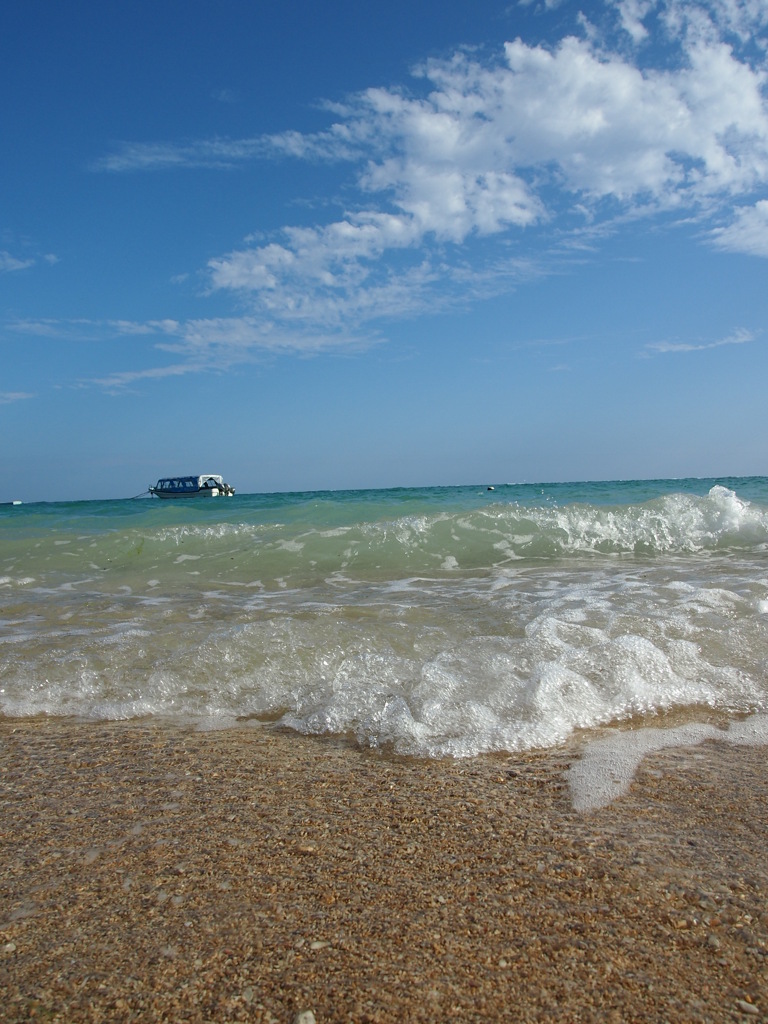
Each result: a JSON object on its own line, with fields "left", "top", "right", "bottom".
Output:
{"left": 2, "top": 477, "right": 768, "bottom": 755}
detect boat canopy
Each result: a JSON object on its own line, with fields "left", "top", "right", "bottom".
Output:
{"left": 155, "top": 475, "right": 225, "bottom": 491}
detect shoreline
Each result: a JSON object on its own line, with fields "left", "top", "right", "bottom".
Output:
{"left": 1, "top": 718, "right": 767, "bottom": 1022}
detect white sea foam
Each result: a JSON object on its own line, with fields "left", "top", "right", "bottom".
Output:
{"left": 567, "top": 714, "right": 768, "bottom": 812}
{"left": 276, "top": 539, "right": 305, "bottom": 552}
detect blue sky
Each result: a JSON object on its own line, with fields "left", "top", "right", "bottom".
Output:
{"left": 2, "top": 0, "right": 768, "bottom": 502}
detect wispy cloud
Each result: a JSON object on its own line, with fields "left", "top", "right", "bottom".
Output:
{"left": 8, "top": 316, "right": 381, "bottom": 390}
{"left": 211, "top": 88, "right": 240, "bottom": 105}
{"left": 0, "top": 250, "right": 59, "bottom": 273}
{"left": 93, "top": 138, "right": 262, "bottom": 172}
{"left": 93, "top": 125, "right": 362, "bottom": 172}
{"left": 0, "top": 251, "right": 35, "bottom": 273}
{"left": 709, "top": 201, "right": 768, "bottom": 257}
{"left": 87, "top": 362, "right": 204, "bottom": 390}
{"left": 646, "top": 327, "right": 757, "bottom": 354}
{"left": 0, "top": 391, "right": 35, "bottom": 404}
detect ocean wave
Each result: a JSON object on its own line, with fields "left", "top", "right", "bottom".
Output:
{"left": 95, "top": 486, "right": 768, "bottom": 577}
{"left": 9, "top": 486, "right": 767, "bottom": 585}
{"left": 3, "top": 483, "right": 768, "bottom": 754}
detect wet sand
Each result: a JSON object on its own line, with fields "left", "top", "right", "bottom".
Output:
{"left": 1, "top": 718, "right": 766, "bottom": 1023}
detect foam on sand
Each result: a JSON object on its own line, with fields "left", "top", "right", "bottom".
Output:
{"left": 568, "top": 713, "right": 768, "bottom": 811}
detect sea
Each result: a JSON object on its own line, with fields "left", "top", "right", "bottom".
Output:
{"left": 2, "top": 477, "right": 768, "bottom": 765}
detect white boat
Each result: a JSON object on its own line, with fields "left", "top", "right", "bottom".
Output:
{"left": 149, "top": 474, "right": 235, "bottom": 499}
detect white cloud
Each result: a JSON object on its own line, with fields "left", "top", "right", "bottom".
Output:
{"left": 709, "top": 200, "right": 768, "bottom": 256}
{"left": 93, "top": 139, "right": 259, "bottom": 172}
{"left": 0, "top": 250, "right": 59, "bottom": 272}
{"left": 88, "top": 362, "right": 203, "bottom": 389}
{"left": 0, "top": 391, "right": 35, "bottom": 404}
{"left": 152, "top": 316, "right": 370, "bottom": 357}
{"left": 659, "top": 0, "right": 768, "bottom": 48}
{"left": 0, "top": 251, "right": 34, "bottom": 273}
{"left": 74, "top": 1, "right": 768, "bottom": 382}
{"left": 212, "top": 88, "right": 240, "bottom": 104}
{"left": 616, "top": 0, "right": 654, "bottom": 42}
{"left": 646, "top": 327, "right": 756, "bottom": 353}
{"left": 10, "top": 317, "right": 127, "bottom": 341}
{"left": 93, "top": 125, "right": 362, "bottom": 172}
{"left": 202, "top": 6, "right": 768, "bottom": 334}
{"left": 8, "top": 316, "right": 379, "bottom": 389}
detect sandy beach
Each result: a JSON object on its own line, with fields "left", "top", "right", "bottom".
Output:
{"left": 1, "top": 718, "right": 766, "bottom": 1023}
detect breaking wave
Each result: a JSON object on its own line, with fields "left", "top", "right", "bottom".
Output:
{"left": 2, "top": 482, "right": 768, "bottom": 756}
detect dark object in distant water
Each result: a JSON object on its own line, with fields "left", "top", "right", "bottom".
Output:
{"left": 487, "top": 486, "right": 495, "bottom": 491}
{"left": 1, "top": 500, "right": 22, "bottom": 506}
{"left": 149, "top": 474, "right": 235, "bottom": 499}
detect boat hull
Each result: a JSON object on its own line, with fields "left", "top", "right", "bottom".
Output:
{"left": 151, "top": 488, "right": 232, "bottom": 499}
